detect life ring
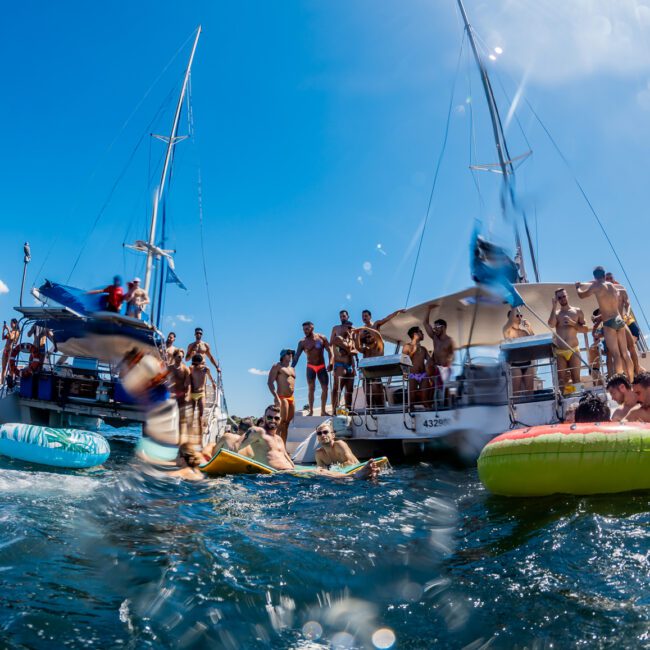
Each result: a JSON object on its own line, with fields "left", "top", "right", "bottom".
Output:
{"left": 9, "top": 343, "right": 42, "bottom": 379}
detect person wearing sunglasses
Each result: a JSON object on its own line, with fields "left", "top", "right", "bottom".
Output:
{"left": 314, "top": 422, "right": 358, "bottom": 469}
{"left": 238, "top": 404, "right": 295, "bottom": 470}
{"left": 503, "top": 308, "right": 535, "bottom": 395}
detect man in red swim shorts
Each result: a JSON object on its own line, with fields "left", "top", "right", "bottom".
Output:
{"left": 292, "top": 322, "right": 333, "bottom": 416}
{"left": 267, "top": 349, "right": 296, "bottom": 443}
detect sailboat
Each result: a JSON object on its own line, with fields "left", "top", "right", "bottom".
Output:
{"left": 0, "top": 27, "right": 228, "bottom": 447}
{"left": 290, "top": 0, "right": 650, "bottom": 464}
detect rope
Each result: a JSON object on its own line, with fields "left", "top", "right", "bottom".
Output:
{"left": 403, "top": 33, "right": 465, "bottom": 307}
{"left": 524, "top": 99, "right": 650, "bottom": 331}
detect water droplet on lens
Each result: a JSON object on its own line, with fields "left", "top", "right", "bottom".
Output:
{"left": 302, "top": 620, "right": 322, "bottom": 640}
{"left": 372, "top": 627, "right": 396, "bottom": 649}
{"left": 331, "top": 631, "right": 355, "bottom": 649}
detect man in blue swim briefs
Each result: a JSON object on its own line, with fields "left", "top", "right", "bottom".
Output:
{"left": 293, "top": 322, "right": 333, "bottom": 416}
{"left": 331, "top": 320, "right": 358, "bottom": 412}
{"left": 576, "top": 266, "right": 633, "bottom": 379}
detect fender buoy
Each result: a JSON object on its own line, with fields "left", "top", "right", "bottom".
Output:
{"left": 9, "top": 343, "right": 42, "bottom": 379}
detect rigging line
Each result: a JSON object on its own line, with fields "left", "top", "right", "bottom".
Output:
{"left": 403, "top": 33, "right": 465, "bottom": 308}
{"left": 66, "top": 81, "right": 180, "bottom": 283}
{"left": 465, "top": 36, "right": 484, "bottom": 211}
{"left": 525, "top": 99, "right": 650, "bottom": 331}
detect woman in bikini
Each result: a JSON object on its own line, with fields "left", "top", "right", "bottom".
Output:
{"left": 1, "top": 319, "right": 20, "bottom": 384}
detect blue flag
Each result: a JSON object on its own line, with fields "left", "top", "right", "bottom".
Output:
{"left": 470, "top": 225, "right": 524, "bottom": 308}
{"left": 166, "top": 266, "right": 188, "bottom": 291}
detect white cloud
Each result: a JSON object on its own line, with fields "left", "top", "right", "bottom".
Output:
{"left": 471, "top": 0, "right": 650, "bottom": 84}
{"left": 176, "top": 314, "right": 193, "bottom": 323}
{"left": 248, "top": 368, "right": 268, "bottom": 376}
{"left": 0, "top": 280, "right": 8, "bottom": 295}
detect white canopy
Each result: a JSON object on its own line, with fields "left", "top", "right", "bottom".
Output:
{"left": 378, "top": 283, "right": 601, "bottom": 350}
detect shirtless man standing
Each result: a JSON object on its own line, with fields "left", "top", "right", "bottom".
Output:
{"left": 292, "top": 322, "right": 333, "bottom": 416}
{"left": 361, "top": 308, "right": 405, "bottom": 331}
{"left": 165, "top": 332, "right": 177, "bottom": 360}
{"left": 576, "top": 267, "right": 633, "bottom": 379}
{"left": 503, "top": 308, "right": 535, "bottom": 394}
{"left": 1, "top": 319, "right": 20, "bottom": 383}
{"left": 605, "top": 271, "right": 640, "bottom": 376}
{"left": 186, "top": 327, "right": 221, "bottom": 374}
{"left": 353, "top": 326, "right": 385, "bottom": 406}
{"left": 330, "top": 310, "right": 350, "bottom": 346}
{"left": 331, "top": 321, "right": 358, "bottom": 412}
{"left": 189, "top": 354, "right": 217, "bottom": 442}
{"left": 403, "top": 326, "right": 430, "bottom": 407}
{"left": 606, "top": 373, "right": 639, "bottom": 421}
{"left": 314, "top": 421, "right": 359, "bottom": 468}
{"left": 168, "top": 349, "right": 190, "bottom": 442}
{"left": 267, "top": 349, "right": 296, "bottom": 443}
{"left": 125, "top": 277, "right": 150, "bottom": 319}
{"left": 423, "top": 309, "right": 456, "bottom": 400}
{"left": 627, "top": 372, "right": 650, "bottom": 422}
{"left": 548, "top": 288, "right": 588, "bottom": 391}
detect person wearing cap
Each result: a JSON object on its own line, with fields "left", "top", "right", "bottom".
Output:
{"left": 125, "top": 277, "right": 150, "bottom": 320}
{"left": 87, "top": 275, "right": 125, "bottom": 313}
{"left": 185, "top": 327, "right": 220, "bottom": 373}
{"left": 331, "top": 320, "right": 358, "bottom": 412}
{"left": 267, "top": 349, "right": 296, "bottom": 443}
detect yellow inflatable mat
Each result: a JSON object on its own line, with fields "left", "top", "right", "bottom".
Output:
{"left": 200, "top": 448, "right": 388, "bottom": 477}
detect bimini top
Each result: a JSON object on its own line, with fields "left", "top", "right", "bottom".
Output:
{"left": 378, "top": 282, "right": 601, "bottom": 350}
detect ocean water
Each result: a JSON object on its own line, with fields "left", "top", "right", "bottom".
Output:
{"left": 0, "top": 426, "right": 647, "bottom": 649}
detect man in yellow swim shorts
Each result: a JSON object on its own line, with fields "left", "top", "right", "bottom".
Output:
{"left": 548, "top": 288, "right": 589, "bottom": 392}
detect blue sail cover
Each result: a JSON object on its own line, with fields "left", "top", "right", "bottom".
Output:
{"left": 470, "top": 226, "right": 524, "bottom": 308}
{"left": 39, "top": 280, "right": 105, "bottom": 315}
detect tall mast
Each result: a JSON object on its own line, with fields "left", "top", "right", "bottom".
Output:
{"left": 456, "top": 0, "right": 539, "bottom": 282}
{"left": 143, "top": 26, "right": 202, "bottom": 295}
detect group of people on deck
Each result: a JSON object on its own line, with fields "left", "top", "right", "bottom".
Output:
{"left": 165, "top": 327, "right": 221, "bottom": 445}
{"left": 503, "top": 267, "right": 642, "bottom": 396}
{"left": 87, "top": 275, "right": 150, "bottom": 319}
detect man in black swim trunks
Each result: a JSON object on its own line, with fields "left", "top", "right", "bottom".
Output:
{"left": 292, "top": 322, "right": 333, "bottom": 416}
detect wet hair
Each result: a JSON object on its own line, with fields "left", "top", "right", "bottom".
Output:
{"left": 407, "top": 326, "right": 421, "bottom": 339}
{"left": 179, "top": 443, "right": 201, "bottom": 467}
{"left": 192, "top": 354, "right": 203, "bottom": 365}
{"left": 434, "top": 319, "right": 447, "bottom": 328}
{"left": 633, "top": 371, "right": 650, "bottom": 388}
{"left": 606, "top": 373, "right": 631, "bottom": 391}
{"left": 593, "top": 266, "right": 606, "bottom": 279}
{"left": 362, "top": 309, "right": 371, "bottom": 317}
{"left": 302, "top": 321, "right": 313, "bottom": 327}
{"left": 574, "top": 393, "right": 610, "bottom": 423}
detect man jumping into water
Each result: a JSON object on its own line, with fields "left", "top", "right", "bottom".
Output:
{"left": 267, "top": 349, "right": 296, "bottom": 443}
{"left": 548, "top": 288, "right": 588, "bottom": 392}
{"left": 576, "top": 267, "right": 633, "bottom": 380}
{"left": 293, "top": 322, "right": 333, "bottom": 416}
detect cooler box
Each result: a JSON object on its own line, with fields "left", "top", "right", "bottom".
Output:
{"left": 37, "top": 375, "right": 55, "bottom": 401}
{"left": 19, "top": 376, "right": 35, "bottom": 399}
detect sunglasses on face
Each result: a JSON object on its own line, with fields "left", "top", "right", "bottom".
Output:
{"left": 266, "top": 415, "right": 281, "bottom": 421}
{"left": 316, "top": 431, "right": 329, "bottom": 436}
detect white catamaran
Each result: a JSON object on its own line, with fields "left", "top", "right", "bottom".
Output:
{"left": 0, "top": 26, "right": 228, "bottom": 448}
{"left": 289, "top": 1, "right": 649, "bottom": 464}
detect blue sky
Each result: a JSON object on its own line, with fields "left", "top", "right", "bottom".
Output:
{"left": 2, "top": 1, "right": 650, "bottom": 415}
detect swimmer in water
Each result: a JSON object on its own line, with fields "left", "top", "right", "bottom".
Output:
{"left": 241, "top": 405, "right": 380, "bottom": 479}
{"left": 166, "top": 443, "right": 205, "bottom": 481}
{"left": 606, "top": 373, "right": 640, "bottom": 422}
{"left": 292, "top": 322, "right": 333, "bottom": 416}
{"left": 314, "top": 421, "right": 359, "bottom": 468}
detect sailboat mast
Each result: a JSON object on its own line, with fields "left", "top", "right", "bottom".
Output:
{"left": 456, "top": 0, "right": 538, "bottom": 283}
{"left": 143, "top": 26, "right": 202, "bottom": 295}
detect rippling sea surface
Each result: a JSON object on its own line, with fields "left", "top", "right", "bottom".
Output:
{"left": 0, "top": 425, "right": 648, "bottom": 649}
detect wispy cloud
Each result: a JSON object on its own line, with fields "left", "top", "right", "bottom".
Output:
{"left": 176, "top": 314, "right": 193, "bottom": 323}
{"left": 0, "top": 280, "right": 8, "bottom": 295}
{"left": 472, "top": 0, "right": 650, "bottom": 85}
{"left": 248, "top": 368, "right": 268, "bottom": 376}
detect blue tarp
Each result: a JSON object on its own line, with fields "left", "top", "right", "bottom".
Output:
{"left": 39, "top": 280, "right": 105, "bottom": 315}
